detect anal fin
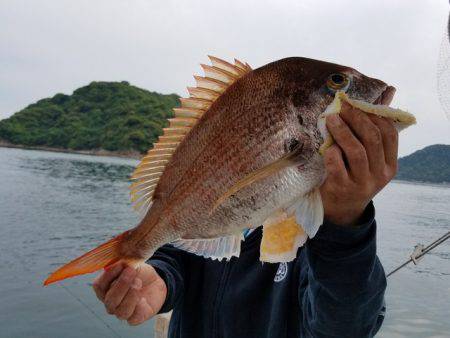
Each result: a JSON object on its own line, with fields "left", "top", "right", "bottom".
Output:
{"left": 170, "top": 234, "right": 243, "bottom": 260}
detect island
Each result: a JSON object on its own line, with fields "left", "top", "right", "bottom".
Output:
{"left": 396, "top": 144, "right": 450, "bottom": 184}
{"left": 0, "top": 81, "right": 179, "bottom": 157}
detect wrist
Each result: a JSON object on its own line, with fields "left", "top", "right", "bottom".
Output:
{"left": 324, "top": 204, "right": 367, "bottom": 227}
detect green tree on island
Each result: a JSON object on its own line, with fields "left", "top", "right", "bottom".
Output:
{"left": 0, "top": 81, "right": 179, "bottom": 154}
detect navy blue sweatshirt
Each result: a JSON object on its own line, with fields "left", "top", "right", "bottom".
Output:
{"left": 148, "top": 203, "right": 386, "bottom": 338}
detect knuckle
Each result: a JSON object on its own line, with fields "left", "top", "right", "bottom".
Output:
{"left": 385, "top": 127, "right": 398, "bottom": 143}
{"left": 105, "top": 304, "right": 115, "bottom": 315}
{"left": 119, "top": 268, "right": 136, "bottom": 285}
{"left": 381, "top": 167, "right": 395, "bottom": 183}
{"left": 104, "top": 296, "right": 118, "bottom": 314}
{"left": 325, "top": 146, "right": 340, "bottom": 162}
{"left": 326, "top": 162, "right": 338, "bottom": 174}
{"left": 324, "top": 154, "right": 334, "bottom": 167}
{"left": 348, "top": 146, "right": 366, "bottom": 161}
{"left": 337, "top": 181, "right": 351, "bottom": 195}
{"left": 367, "top": 127, "right": 382, "bottom": 145}
{"left": 115, "top": 308, "right": 130, "bottom": 320}
{"left": 339, "top": 185, "right": 349, "bottom": 195}
{"left": 114, "top": 277, "right": 132, "bottom": 292}
{"left": 115, "top": 311, "right": 126, "bottom": 320}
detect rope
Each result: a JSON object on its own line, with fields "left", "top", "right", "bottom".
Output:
{"left": 58, "top": 282, "right": 123, "bottom": 338}
{"left": 387, "top": 231, "right": 450, "bottom": 278}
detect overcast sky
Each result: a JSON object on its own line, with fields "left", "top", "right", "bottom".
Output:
{"left": 1, "top": 0, "right": 449, "bottom": 156}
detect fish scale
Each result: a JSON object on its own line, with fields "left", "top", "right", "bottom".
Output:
{"left": 44, "top": 56, "right": 416, "bottom": 285}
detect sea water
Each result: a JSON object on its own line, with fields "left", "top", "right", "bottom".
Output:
{"left": 0, "top": 147, "right": 449, "bottom": 338}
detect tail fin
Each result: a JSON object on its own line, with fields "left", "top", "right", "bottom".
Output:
{"left": 44, "top": 230, "right": 131, "bottom": 286}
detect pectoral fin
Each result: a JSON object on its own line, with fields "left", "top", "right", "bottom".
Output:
{"left": 213, "top": 144, "right": 306, "bottom": 210}
{"left": 293, "top": 188, "right": 324, "bottom": 238}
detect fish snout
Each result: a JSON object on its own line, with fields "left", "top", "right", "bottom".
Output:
{"left": 373, "top": 85, "right": 396, "bottom": 106}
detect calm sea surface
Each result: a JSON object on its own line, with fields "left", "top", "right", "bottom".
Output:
{"left": 0, "top": 147, "right": 449, "bottom": 338}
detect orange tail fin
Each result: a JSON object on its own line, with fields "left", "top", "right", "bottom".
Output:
{"left": 44, "top": 230, "right": 131, "bottom": 286}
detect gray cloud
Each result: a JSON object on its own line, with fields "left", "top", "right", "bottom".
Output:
{"left": 1, "top": 0, "right": 449, "bottom": 155}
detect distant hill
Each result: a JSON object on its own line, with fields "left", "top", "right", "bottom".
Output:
{"left": 396, "top": 144, "right": 450, "bottom": 184}
{"left": 0, "top": 81, "right": 179, "bottom": 154}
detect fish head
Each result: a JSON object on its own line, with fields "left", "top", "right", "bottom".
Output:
{"left": 271, "top": 57, "right": 396, "bottom": 119}
{"left": 259, "top": 57, "right": 397, "bottom": 153}
{"left": 243, "top": 57, "right": 399, "bottom": 187}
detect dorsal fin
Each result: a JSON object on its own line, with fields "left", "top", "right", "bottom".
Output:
{"left": 129, "top": 56, "right": 252, "bottom": 212}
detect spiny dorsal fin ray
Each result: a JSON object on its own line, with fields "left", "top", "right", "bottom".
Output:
{"left": 200, "top": 64, "right": 238, "bottom": 83}
{"left": 187, "top": 87, "right": 220, "bottom": 101}
{"left": 179, "top": 98, "right": 212, "bottom": 110}
{"left": 129, "top": 56, "right": 252, "bottom": 211}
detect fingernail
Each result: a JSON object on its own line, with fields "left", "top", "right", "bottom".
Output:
{"left": 131, "top": 278, "right": 142, "bottom": 290}
{"left": 328, "top": 114, "right": 341, "bottom": 126}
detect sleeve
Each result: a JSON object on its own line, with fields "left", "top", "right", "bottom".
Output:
{"left": 300, "top": 202, "right": 387, "bottom": 338}
{"left": 147, "top": 244, "right": 188, "bottom": 314}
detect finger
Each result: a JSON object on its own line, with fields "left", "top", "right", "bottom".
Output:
{"left": 323, "top": 144, "right": 349, "bottom": 182}
{"left": 326, "top": 113, "right": 369, "bottom": 181}
{"left": 369, "top": 116, "right": 398, "bottom": 170}
{"left": 115, "top": 278, "right": 143, "bottom": 320}
{"left": 340, "top": 104, "right": 385, "bottom": 175}
{"left": 92, "top": 263, "right": 125, "bottom": 302}
{"left": 104, "top": 266, "right": 138, "bottom": 314}
{"left": 128, "top": 297, "right": 155, "bottom": 326}
{"left": 136, "top": 264, "right": 159, "bottom": 285}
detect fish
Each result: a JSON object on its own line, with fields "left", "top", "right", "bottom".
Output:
{"left": 44, "top": 56, "right": 416, "bottom": 285}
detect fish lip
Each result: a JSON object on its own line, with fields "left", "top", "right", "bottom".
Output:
{"left": 373, "top": 86, "right": 396, "bottom": 105}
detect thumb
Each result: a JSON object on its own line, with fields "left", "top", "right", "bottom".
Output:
{"left": 137, "top": 263, "right": 160, "bottom": 285}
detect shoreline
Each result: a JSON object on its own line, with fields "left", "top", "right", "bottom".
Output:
{"left": 1, "top": 142, "right": 449, "bottom": 187}
{"left": 0, "top": 141, "right": 141, "bottom": 160}
{"left": 392, "top": 179, "right": 450, "bottom": 189}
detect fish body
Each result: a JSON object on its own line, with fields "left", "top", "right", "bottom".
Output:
{"left": 45, "top": 57, "right": 415, "bottom": 285}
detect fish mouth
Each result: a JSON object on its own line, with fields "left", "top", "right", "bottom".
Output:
{"left": 373, "top": 85, "right": 396, "bottom": 106}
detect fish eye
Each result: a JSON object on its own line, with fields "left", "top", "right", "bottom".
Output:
{"left": 326, "top": 73, "right": 350, "bottom": 92}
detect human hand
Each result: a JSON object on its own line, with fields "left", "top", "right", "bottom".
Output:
{"left": 92, "top": 262, "right": 167, "bottom": 325}
{"left": 319, "top": 102, "right": 398, "bottom": 226}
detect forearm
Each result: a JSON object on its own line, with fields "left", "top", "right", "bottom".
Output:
{"left": 301, "top": 202, "right": 386, "bottom": 338}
